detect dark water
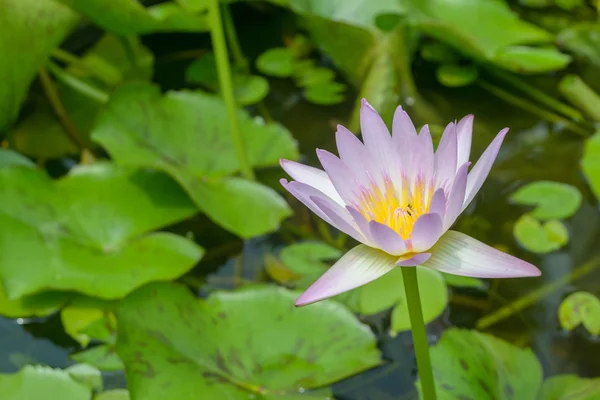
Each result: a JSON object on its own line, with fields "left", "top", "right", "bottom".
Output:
{"left": 2, "top": 3, "right": 600, "bottom": 399}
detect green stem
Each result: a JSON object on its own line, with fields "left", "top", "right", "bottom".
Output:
{"left": 47, "top": 62, "right": 109, "bottom": 103}
{"left": 51, "top": 48, "right": 116, "bottom": 85}
{"left": 477, "top": 80, "right": 590, "bottom": 137}
{"left": 476, "top": 254, "right": 600, "bottom": 330}
{"left": 401, "top": 267, "right": 436, "bottom": 400}
{"left": 221, "top": 4, "right": 248, "bottom": 71}
{"left": 208, "top": 0, "right": 255, "bottom": 180}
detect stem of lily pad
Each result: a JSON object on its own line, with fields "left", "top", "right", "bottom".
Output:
{"left": 207, "top": 0, "right": 255, "bottom": 181}
{"left": 401, "top": 267, "right": 436, "bottom": 400}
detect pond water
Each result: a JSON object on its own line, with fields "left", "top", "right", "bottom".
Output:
{"left": 1, "top": 2, "right": 600, "bottom": 399}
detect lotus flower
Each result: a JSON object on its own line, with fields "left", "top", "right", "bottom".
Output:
{"left": 281, "top": 100, "right": 540, "bottom": 306}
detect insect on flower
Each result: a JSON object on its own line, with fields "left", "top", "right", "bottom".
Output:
{"left": 280, "top": 99, "right": 540, "bottom": 306}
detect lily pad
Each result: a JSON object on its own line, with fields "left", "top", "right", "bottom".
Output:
{"left": 513, "top": 214, "right": 568, "bottom": 254}
{"left": 61, "top": 297, "right": 116, "bottom": 346}
{"left": 582, "top": 130, "right": 600, "bottom": 202}
{"left": 116, "top": 283, "right": 381, "bottom": 399}
{"left": 65, "top": 363, "right": 103, "bottom": 392}
{"left": 539, "top": 375, "right": 600, "bottom": 400}
{"left": 0, "top": 286, "right": 70, "bottom": 318}
{"left": 558, "top": 291, "right": 600, "bottom": 336}
{"left": 270, "top": 242, "right": 342, "bottom": 287}
{"left": 441, "top": 273, "right": 486, "bottom": 290}
{"left": 55, "top": 0, "right": 208, "bottom": 35}
{"left": 435, "top": 64, "right": 478, "bottom": 87}
{"left": 510, "top": 181, "right": 582, "bottom": 220}
{"left": 256, "top": 48, "right": 296, "bottom": 78}
{"left": 91, "top": 83, "right": 296, "bottom": 238}
{"left": 557, "top": 23, "right": 600, "bottom": 67}
{"left": 0, "top": 149, "right": 35, "bottom": 168}
{"left": 304, "top": 82, "right": 346, "bottom": 105}
{"left": 71, "top": 345, "right": 124, "bottom": 371}
{"left": 422, "top": 328, "right": 543, "bottom": 399}
{"left": 0, "top": 0, "right": 78, "bottom": 131}
{"left": 96, "top": 389, "right": 130, "bottom": 400}
{"left": 0, "top": 162, "right": 203, "bottom": 299}
{"left": 0, "top": 365, "right": 91, "bottom": 400}
{"left": 406, "top": 0, "right": 570, "bottom": 73}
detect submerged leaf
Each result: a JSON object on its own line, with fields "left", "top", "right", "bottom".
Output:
{"left": 558, "top": 291, "right": 600, "bottom": 336}
{"left": 422, "top": 329, "right": 543, "bottom": 399}
{"left": 92, "top": 83, "right": 296, "bottom": 238}
{"left": 0, "top": 163, "right": 202, "bottom": 299}
{"left": 116, "top": 283, "right": 381, "bottom": 399}
{"left": 510, "top": 181, "right": 582, "bottom": 220}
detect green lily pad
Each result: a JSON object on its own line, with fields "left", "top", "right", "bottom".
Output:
{"left": 406, "top": 0, "right": 570, "bottom": 73}
{"left": 539, "top": 375, "right": 600, "bottom": 400}
{"left": 61, "top": 297, "right": 116, "bottom": 346}
{"left": 295, "top": 67, "right": 336, "bottom": 87}
{"left": 0, "top": 149, "right": 35, "bottom": 168}
{"left": 422, "top": 328, "right": 543, "bottom": 399}
{"left": 420, "top": 42, "right": 458, "bottom": 63}
{"left": 557, "top": 23, "right": 600, "bottom": 68}
{"left": 435, "top": 64, "right": 478, "bottom": 87}
{"left": 441, "top": 273, "right": 486, "bottom": 290}
{"left": 304, "top": 82, "right": 346, "bottom": 105}
{"left": 116, "top": 283, "right": 381, "bottom": 399}
{"left": 270, "top": 242, "right": 342, "bottom": 287}
{"left": 0, "top": 162, "right": 203, "bottom": 299}
{"left": 510, "top": 181, "right": 582, "bottom": 220}
{"left": 65, "top": 363, "right": 103, "bottom": 392}
{"left": 558, "top": 291, "right": 600, "bottom": 336}
{"left": 91, "top": 83, "right": 296, "bottom": 238}
{"left": 71, "top": 345, "right": 124, "bottom": 371}
{"left": 513, "top": 214, "right": 568, "bottom": 254}
{"left": 0, "top": 286, "right": 70, "bottom": 318}
{"left": 0, "top": 365, "right": 91, "bottom": 400}
{"left": 256, "top": 48, "right": 297, "bottom": 78}
{"left": 186, "top": 54, "right": 269, "bottom": 105}
{"left": 96, "top": 389, "right": 130, "bottom": 400}
{"left": 0, "top": 0, "right": 78, "bottom": 131}
{"left": 582, "top": 130, "right": 600, "bottom": 202}
{"left": 55, "top": 0, "right": 208, "bottom": 35}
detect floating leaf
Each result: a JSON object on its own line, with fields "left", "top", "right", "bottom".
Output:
{"left": 406, "top": 0, "right": 570, "bottom": 73}
{"left": 420, "top": 41, "right": 458, "bottom": 63}
{"left": 304, "top": 81, "right": 346, "bottom": 105}
{"left": 435, "top": 64, "right": 478, "bottom": 87}
{"left": 582, "top": 130, "right": 600, "bottom": 202}
{"left": 510, "top": 181, "right": 582, "bottom": 220}
{"left": 0, "top": 365, "right": 91, "bottom": 400}
{"left": 116, "top": 283, "right": 381, "bottom": 399}
{"left": 61, "top": 297, "right": 116, "bottom": 346}
{"left": 513, "top": 215, "right": 568, "bottom": 254}
{"left": 273, "top": 242, "right": 342, "bottom": 287}
{"left": 71, "top": 345, "right": 124, "bottom": 372}
{"left": 539, "top": 375, "right": 600, "bottom": 400}
{"left": 233, "top": 75, "right": 270, "bottom": 105}
{"left": 92, "top": 83, "right": 296, "bottom": 238}
{"left": 558, "top": 291, "right": 600, "bottom": 336}
{"left": 0, "top": 286, "right": 70, "bottom": 318}
{"left": 557, "top": 23, "right": 600, "bottom": 67}
{"left": 55, "top": 0, "right": 208, "bottom": 35}
{"left": 422, "top": 329, "right": 543, "bottom": 399}
{"left": 256, "top": 47, "right": 296, "bottom": 78}
{"left": 0, "top": 0, "right": 78, "bottom": 131}
{"left": 295, "top": 67, "right": 336, "bottom": 87}
{"left": 0, "top": 162, "right": 203, "bottom": 299}
{"left": 65, "top": 363, "right": 103, "bottom": 392}
{"left": 0, "top": 149, "right": 35, "bottom": 168}
{"left": 96, "top": 389, "right": 130, "bottom": 400}
{"left": 442, "top": 273, "right": 486, "bottom": 290}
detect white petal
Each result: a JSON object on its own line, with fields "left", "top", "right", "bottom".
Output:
{"left": 295, "top": 244, "right": 397, "bottom": 306}
{"left": 422, "top": 231, "right": 541, "bottom": 278}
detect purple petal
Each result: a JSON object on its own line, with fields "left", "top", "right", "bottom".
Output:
{"left": 411, "top": 125, "right": 434, "bottom": 180}
{"left": 346, "top": 206, "right": 374, "bottom": 243}
{"left": 369, "top": 221, "right": 407, "bottom": 255}
{"left": 443, "top": 162, "right": 470, "bottom": 231}
{"left": 462, "top": 128, "right": 508, "bottom": 212}
{"left": 316, "top": 149, "right": 357, "bottom": 205}
{"left": 311, "top": 196, "right": 366, "bottom": 243}
{"left": 295, "top": 244, "right": 397, "bottom": 306}
{"left": 360, "top": 99, "right": 397, "bottom": 181}
{"left": 392, "top": 105, "right": 417, "bottom": 170}
{"left": 281, "top": 179, "right": 335, "bottom": 225}
{"left": 335, "top": 125, "right": 373, "bottom": 186}
{"left": 280, "top": 159, "right": 344, "bottom": 206}
{"left": 411, "top": 213, "right": 443, "bottom": 252}
{"left": 397, "top": 252, "right": 431, "bottom": 267}
{"left": 429, "top": 188, "right": 447, "bottom": 220}
{"left": 456, "top": 114, "right": 474, "bottom": 167}
{"left": 434, "top": 122, "right": 457, "bottom": 188}
{"left": 422, "top": 231, "right": 541, "bottom": 278}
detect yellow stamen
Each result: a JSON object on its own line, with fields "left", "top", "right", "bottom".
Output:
{"left": 357, "top": 175, "right": 434, "bottom": 239}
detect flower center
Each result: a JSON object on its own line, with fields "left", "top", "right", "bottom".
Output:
{"left": 356, "top": 175, "right": 433, "bottom": 240}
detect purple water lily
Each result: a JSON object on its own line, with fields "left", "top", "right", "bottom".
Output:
{"left": 280, "top": 99, "right": 540, "bottom": 306}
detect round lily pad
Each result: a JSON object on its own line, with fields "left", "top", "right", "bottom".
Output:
{"left": 510, "top": 181, "right": 582, "bottom": 220}
{"left": 116, "top": 283, "right": 381, "bottom": 399}
{"left": 558, "top": 291, "right": 600, "bottom": 336}
{"left": 513, "top": 214, "right": 569, "bottom": 254}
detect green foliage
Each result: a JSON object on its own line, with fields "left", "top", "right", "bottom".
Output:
{"left": 92, "top": 83, "right": 296, "bottom": 238}
{"left": 0, "top": 162, "right": 203, "bottom": 299}
{"left": 539, "top": 375, "right": 600, "bottom": 400}
{"left": 96, "top": 390, "right": 130, "bottom": 400}
{"left": 116, "top": 283, "right": 381, "bottom": 399}
{"left": 256, "top": 48, "right": 297, "bottom": 78}
{"left": 422, "top": 329, "right": 543, "bottom": 399}
{"left": 513, "top": 214, "right": 569, "bottom": 254}
{"left": 0, "top": 365, "right": 91, "bottom": 400}
{"left": 582, "top": 130, "right": 600, "bottom": 202}
{"left": 435, "top": 64, "right": 478, "bottom": 87}
{"left": 0, "top": 0, "right": 78, "bottom": 131}
{"left": 558, "top": 291, "right": 600, "bottom": 336}
{"left": 510, "top": 181, "right": 582, "bottom": 220}
{"left": 557, "top": 23, "right": 600, "bottom": 67}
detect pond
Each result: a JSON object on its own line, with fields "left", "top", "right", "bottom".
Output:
{"left": 1, "top": 0, "right": 600, "bottom": 399}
